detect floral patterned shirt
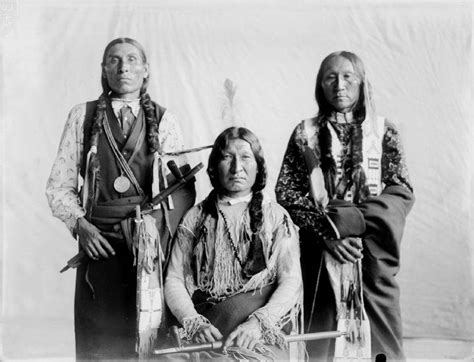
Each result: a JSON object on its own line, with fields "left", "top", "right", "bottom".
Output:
{"left": 275, "top": 118, "right": 412, "bottom": 234}
{"left": 45, "top": 102, "right": 185, "bottom": 233}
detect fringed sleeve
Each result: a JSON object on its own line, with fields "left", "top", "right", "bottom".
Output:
{"left": 249, "top": 203, "right": 303, "bottom": 348}
{"left": 180, "top": 315, "right": 212, "bottom": 341}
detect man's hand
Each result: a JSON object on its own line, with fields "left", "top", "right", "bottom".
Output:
{"left": 192, "top": 324, "right": 223, "bottom": 344}
{"left": 75, "top": 217, "right": 115, "bottom": 260}
{"left": 323, "top": 237, "right": 363, "bottom": 264}
{"left": 223, "top": 316, "right": 262, "bottom": 351}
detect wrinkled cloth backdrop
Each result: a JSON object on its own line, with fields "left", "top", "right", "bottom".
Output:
{"left": 1, "top": 0, "right": 473, "bottom": 360}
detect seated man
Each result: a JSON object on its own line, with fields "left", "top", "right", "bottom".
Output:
{"left": 164, "top": 127, "right": 302, "bottom": 360}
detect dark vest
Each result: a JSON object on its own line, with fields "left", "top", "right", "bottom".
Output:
{"left": 80, "top": 99, "right": 166, "bottom": 226}
{"left": 80, "top": 98, "right": 196, "bottom": 259}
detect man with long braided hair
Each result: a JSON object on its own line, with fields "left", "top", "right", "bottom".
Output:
{"left": 46, "top": 38, "right": 191, "bottom": 359}
{"left": 276, "top": 51, "right": 415, "bottom": 361}
{"left": 164, "top": 127, "right": 302, "bottom": 360}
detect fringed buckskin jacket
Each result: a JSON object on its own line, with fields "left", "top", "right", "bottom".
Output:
{"left": 164, "top": 193, "right": 302, "bottom": 350}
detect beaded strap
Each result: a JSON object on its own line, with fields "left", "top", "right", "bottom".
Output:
{"left": 217, "top": 208, "right": 246, "bottom": 268}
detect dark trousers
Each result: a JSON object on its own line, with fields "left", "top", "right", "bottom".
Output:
{"left": 74, "top": 239, "right": 137, "bottom": 361}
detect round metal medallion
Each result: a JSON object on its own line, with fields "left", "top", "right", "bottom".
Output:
{"left": 113, "top": 175, "right": 131, "bottom": 193}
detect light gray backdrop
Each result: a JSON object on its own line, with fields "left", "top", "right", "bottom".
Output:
{"left": 1, "top": 0, "right": 473, "bottom": 359}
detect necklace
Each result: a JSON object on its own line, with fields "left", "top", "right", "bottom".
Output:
{"left": 217, "top": 208, "right": 246, "bottom": 268}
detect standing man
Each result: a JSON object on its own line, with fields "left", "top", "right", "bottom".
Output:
{"left": 276, "top": 51, "right": 414, "bottom": 361}
{"left": 46, "top": 38, "right": 192, "bottom": 360}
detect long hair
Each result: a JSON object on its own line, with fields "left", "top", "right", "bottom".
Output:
{"left": 82, "top": 38, "right": 160, "bottom": 219}
{"left": 314, "top": 51, "right": 374, "bottom": 122}
{"left": 202, "top": 128, "right": 267, "bottom": 276}
{"left": 100, "top": 37, "right": 150, "bottom": 96}
{"left": 207, "top": 127, "right": 267, "bottom": 194}
{"left": 314, "top": 51, "right": 373, "bottom": 203}
{"left": 92, "top": 38, "right": 159, "bottom": 152}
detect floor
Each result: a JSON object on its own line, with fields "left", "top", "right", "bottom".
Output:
{"left": 1, "top": 318, "right": 473, "bottom": 361}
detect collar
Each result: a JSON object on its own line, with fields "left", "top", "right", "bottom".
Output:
{"left": 330, "top": 111, "right": 354, "bottom": 124}
{"left": 218, "top": 192, "right": 253, "bottom": 206}
{"left": 111, "top": 98, "right": 141, "bottom": 118}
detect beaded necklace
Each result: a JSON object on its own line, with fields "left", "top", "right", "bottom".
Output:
{"left": 217, "top": 207, "right": 247, "bottom": 268}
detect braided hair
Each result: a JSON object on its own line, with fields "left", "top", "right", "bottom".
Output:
{"left": 203, "top": 127, "right": 267, "bottom": 275}
{"left": 90, "top": 38, "right": 159, "bottom": 152}
{"left": 314, "top": 51, "right": 373, "bottom": 203}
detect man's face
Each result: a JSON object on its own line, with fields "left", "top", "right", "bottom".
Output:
{"left": 217, "top": 139, "right": 258, "bottom": 199}
{"left": 321, "top": 56, "right": 361, "bottom": 113}
{"left": 102, "top": 43, "right": 148, "bottom": 99}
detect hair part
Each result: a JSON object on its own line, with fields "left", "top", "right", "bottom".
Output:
{"left": 315, "top": 51, "right": 369, "bottom": 122}
{"left": 91, "top": 39, "right": 158, "bottom": 152}
{"left": 100, "top": 37, "right": 149, "bottom": 96}
{"left": 315, "top": 51, "right": 373, "bottom": 203}
{"left": 202, "top": 127, "right": 268, "bottom": 276}
{"left": 207, "top": 127, "right": 267, "bottom": 194}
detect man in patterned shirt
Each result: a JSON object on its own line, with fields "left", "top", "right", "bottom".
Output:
{"left": 275, "top": 51, "right": 415, "bottom": 361}
{"left": 46, "top": 38, "right": 192, "bottom": 360}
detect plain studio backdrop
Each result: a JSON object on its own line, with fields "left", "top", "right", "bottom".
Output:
{"left": 1, "top": 0, "right": 473, "bottom": 360}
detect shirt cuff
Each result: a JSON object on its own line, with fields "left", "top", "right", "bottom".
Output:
{"left": 179, "top": 314, "right": 211, "bottom": 341}
{"left": 248, "top": 310, "right": 287, "bottom": 349}
{"left": 66, "top": 210, "right": 86, "bottom": 235}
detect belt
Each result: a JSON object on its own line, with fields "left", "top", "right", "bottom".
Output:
{"left": 90, "top": 195, "right": 146, "bottom": 227}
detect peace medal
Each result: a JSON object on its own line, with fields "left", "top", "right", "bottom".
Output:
{"left": 114, "top": 175, "right": 131, "bottom": 193}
